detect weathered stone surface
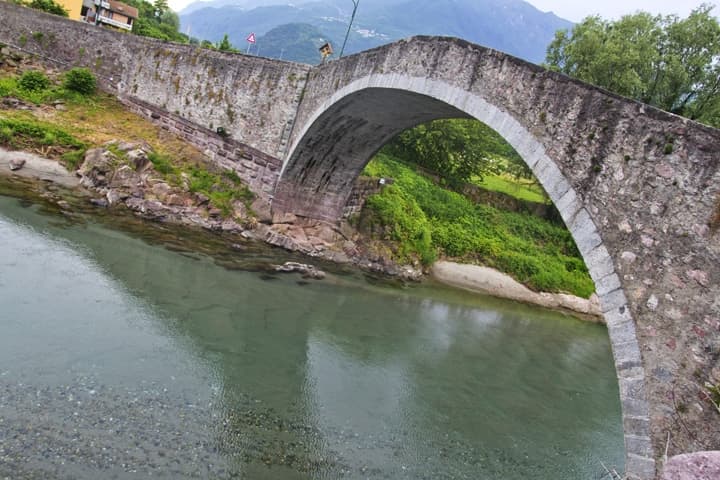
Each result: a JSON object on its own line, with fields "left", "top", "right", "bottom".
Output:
{"left": 662, "top": 452, "right": 720, "bottom": 480}
{"left": 8, "top": 158, "right": 26, "bottom": 171}
{"left": 273, "top": 261, "right": 326, "bottom": 279}
{"left": 78, "top": 148, "right": 117, "bottom": 188}
{"left": 2, "top": 6, "right": 719, "bottom": 477}
{"left": 126, "top": 149, "right": 152, "bottom": 172}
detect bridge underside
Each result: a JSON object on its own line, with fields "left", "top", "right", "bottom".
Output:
{"left": 272, "top": 88, "right": 469, "bottom": 222}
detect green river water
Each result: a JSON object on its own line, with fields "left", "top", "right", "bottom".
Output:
{"left": 0, "top": 190, "right": 624, "bottom": 479}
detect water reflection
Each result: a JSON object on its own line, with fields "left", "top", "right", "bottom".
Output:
{"left": 0, "top": 195, "right": 624, "bottom": 479}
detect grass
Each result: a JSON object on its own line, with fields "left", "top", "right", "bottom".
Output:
{"left": 361, "top": 153, "right": 594, "bottom": 298}
{"left": 0, "top": 69, "right": 254, "bottom": 217}
{"left": 476, "top": 173, "right": 549, "bottom": 204}
{"left": 0, "top": 115, "right": 86, "bottom": 162}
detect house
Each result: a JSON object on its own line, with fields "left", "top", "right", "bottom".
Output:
{"left": 82, "top": 0, "right": 138, "bottom": 31}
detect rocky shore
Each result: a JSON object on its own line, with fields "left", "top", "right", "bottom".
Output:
{"left": 1, "top": 145, "right": 601, "bottom": 321}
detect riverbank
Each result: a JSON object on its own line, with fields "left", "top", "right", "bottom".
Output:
{"left": 0, "top": 149, "right": 602, "bottom": 322}
{"left": 431, "top": 261, "right": 602, "bottom": 322}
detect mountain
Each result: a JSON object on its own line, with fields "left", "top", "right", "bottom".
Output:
{"left": 256, "top": 23, "right": 331, "bottom": 64}
{"left": 179, "top": 0, "right": 572, "bottom": 64}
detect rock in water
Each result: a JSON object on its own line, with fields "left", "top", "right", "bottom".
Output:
{"left": 273, "top": 262, "right": 326, "bottom": 279}
{"left": 9, "top": 158, "right": 26, "bottom": 171}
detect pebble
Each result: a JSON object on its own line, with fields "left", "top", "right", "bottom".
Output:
{"left": 0, "top": 374, "right": 485, "bottom": 479}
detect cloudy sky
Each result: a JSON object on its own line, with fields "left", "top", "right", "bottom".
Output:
{"left": 526, "top": 0, "right": 720, "bottom": 22}
{"left": 168, "top": 0, "right": 720, "bottom": 20}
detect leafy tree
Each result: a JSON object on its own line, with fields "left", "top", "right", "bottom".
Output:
{"left": 153, "top": 0, "right": 168, "bottom": 19}
{"left": 123, "top": 0, "right": 189, "bottom": 43}
{"left": 217, "top": 34, "right": 238, "bottom": 52}
{"left": 24, "top": 0, "right": 68, "bottom": 16}
{"left": 545, "top": 4, "right": 720, "bottom": 127}
{"left": 383, "top": 119, "right": 528, "bottom": 187}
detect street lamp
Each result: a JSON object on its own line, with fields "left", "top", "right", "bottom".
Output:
{"left": 339, "top": 0, "right": 359, "bottom": 58}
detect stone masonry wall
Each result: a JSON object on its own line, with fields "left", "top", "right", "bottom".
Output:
{"left": 0, "top": 1, "right": 310, "bottom": 159}
{"left": 121, "top": 97, "right": 281, "bottom": 199}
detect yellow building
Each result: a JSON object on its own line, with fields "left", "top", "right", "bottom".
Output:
{"left": 56, "top": 0, "right": 83, "bottom": 20}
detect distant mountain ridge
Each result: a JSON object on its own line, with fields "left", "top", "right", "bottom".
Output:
{"left": 179, "top": 0, "right": 572, "bottom": 64}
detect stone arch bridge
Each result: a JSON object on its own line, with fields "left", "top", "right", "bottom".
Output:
{"left": 1, "top": 3, "right": 719, "bottom": 478}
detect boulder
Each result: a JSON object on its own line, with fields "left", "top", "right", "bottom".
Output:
{"left": 8, "top": 158, "right": 25, "bottom": 171}
{"left": 78, "top": 148, "right": 117, "bottom": 188}
{"left": 273, "top": 262, "right": 326, "bottom": 280}
{"left": 193, "top": 192, "right": 210, "bottom": 206}
{"left": 663, "top": 451, "right": 720, "bottom": 480}
{"left": 109, "top": 165, "right": 140, "bottom": 189}
{"left": 150, "top": 182, "right": 172, "bottom": 201}
{"left": 251, "top": 197, "right": 273, "bottom": 224}
{"left": 126, "top": 148, "right": 152, "bottom": 172}
{"left": 272, "top": 211, "right": 297, "bottom": 224}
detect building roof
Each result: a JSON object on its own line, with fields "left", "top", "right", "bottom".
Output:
{"left": 107, "top": 0, "right": 138, "bottom": 19}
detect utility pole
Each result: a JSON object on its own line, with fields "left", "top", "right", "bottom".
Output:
{"left": 339, "top": 0, "right": 359, "bottom": 58}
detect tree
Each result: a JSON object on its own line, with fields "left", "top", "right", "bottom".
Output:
{"left": 545, "top": 4, "right": 720, "bottom": 127}
{"left": 123, "top": 0, "right": 189, "bottom": 43}
{"left": 217, "top": 34, "right": 238, "bottom": 53}
{"left": 24, "top": 0, "right": 68, "bottom": 16}
{"left": 383, "top": 119, "right": 527, "bottom": 188}
{"left": 153, "top": 0, "right": 168, "bottom": 19}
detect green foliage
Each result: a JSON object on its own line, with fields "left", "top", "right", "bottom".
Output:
{"left": 123, "top": 0, "right": 189, "bottom": 43}
{"left": 362, "top": 154, "right": 594, "bottom": 297}
{"left": 148, "top": 151, "right": 176, "bottom": 175}
{"left": 476, "top": 174, "right": 548, "bottom": 204}
{"left": 364, "top": 185, "right": 436, "bottom": 265}
{"left": 0, "top": 73, "right": 95, "bottom": 105}
{"left": 18, "top": 70, "right": 50, "bottom": 92}
{"left": 0, "top": 117, "right": 86, "bottom": 163}
{"left": 383, "top": 118, "right": 531, "bottom": 188}
{"left": 60, "top": 149, "right": 87, "bottom": 170}
{"left": 147, "top": 153, "right": 253, "bottom": 216}
{"left": 153, "top": 0, "right": 168, "bottom": 18}
{"left": 216, "top": 34, "right": 239, "bottom": 53}
{"left": 545, "top": 4, "right": 720, "bottom": 127}
{"left": 705, "top": 382, "right": 720, "bottom": 414}
{"left": 63, "top": 68, "right": 96, "bottom": 95}
{"left": 24, "top": 0, "right": 68, "bottom": 16}
{"left": 187, "top": 166, "right": 253, "bottom": 215}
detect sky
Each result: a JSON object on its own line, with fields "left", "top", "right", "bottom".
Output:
{"left": 526, "top": 0, "right": 720, "bottom": 22}
{"left": 168, "top": 0, "right": 720, "bottom": 21}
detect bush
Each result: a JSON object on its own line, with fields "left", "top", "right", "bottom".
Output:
{"left": 361, "top": 153, "right": 595, "bottom": 297}
{"left": 25, "top": 0, "right": 68, "bottom": 16}
{"left": 18, "top": 70, "right": 50, "bottom": 92}
{"left": 63, "top": 68, "right": 96, "bottom": 95}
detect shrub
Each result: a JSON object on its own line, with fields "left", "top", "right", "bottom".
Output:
{"left": 361, "top": 153, "right": 595, "bottom": 297}
{"left": 63, "top": 68, "right": 96, "bottom": 95}
{"left": 26, "top": 0, "right": 68, "bottom": 16}
{"left": 148, "top": 152, "right": 176, "bottom": 175}
{"left": 18, "top": 70, "right": 50, "bottom": 92}
{"left": 60, "top": 149, "right": 86, "bottom": 170}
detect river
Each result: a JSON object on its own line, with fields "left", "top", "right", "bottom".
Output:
{"left": 0, "top": 190, "right": 624, "bottom": 479}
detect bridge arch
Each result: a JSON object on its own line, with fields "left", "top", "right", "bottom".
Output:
{"left": 274, "top": 73, "right": 656, "bottom": 478}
